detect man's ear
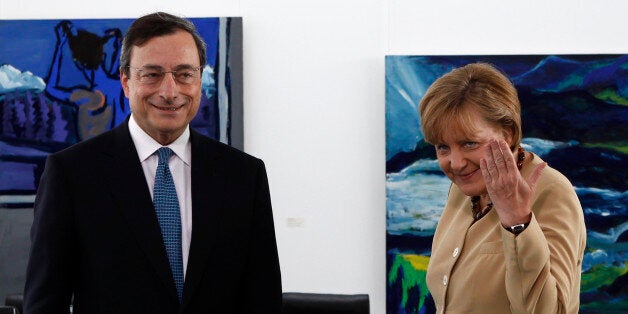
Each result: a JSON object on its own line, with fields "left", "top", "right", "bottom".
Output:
{"left": 120, "top": 69, "right": 130, "bottom": 98}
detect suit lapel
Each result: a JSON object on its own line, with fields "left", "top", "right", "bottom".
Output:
{"left": 181, "top": 130, "right": 227, "bottom": 308}
{"left": 100, "top": 120, "right": 179, "bottom": 302}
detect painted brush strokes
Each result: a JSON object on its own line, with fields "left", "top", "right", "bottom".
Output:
{"left": 0, "top": 17, "right": 242, "bottom": 208}
{"left": 386, "top": 55, "right": 628, "bottom": 313}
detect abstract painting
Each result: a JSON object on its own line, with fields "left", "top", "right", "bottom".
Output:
{"left": 386, "top": 55, "right": 628, "bottom": 313}
{"left": 0, "top": 17, "right": 243, "bottom": 208}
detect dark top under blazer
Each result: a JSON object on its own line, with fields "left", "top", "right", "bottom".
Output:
{"left": 23, "top": 119, "right": 282, "bottom": 313}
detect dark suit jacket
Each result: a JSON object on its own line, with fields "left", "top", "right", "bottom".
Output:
{"left": 23, "top": 120, "right": 282, "bottom": 313}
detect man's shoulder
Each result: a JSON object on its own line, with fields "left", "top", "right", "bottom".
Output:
{"left": 191, "top": 130, "right": 261, "bottom": 165}
{"left": 51, "top": 125, "right": 124, "bottom": 160}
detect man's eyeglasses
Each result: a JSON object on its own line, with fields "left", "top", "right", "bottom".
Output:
{"left": 126, "top": 66, "right": 202, "bottom": 85}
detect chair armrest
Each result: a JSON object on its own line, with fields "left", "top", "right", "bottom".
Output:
{"left": 282, "top": 292, "right": 369, "bottom": 314}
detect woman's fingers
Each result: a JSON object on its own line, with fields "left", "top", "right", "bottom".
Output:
{"left": 489, "top": 139, "right": 508, "bottom": 173}
{"left": 482, "top": 141, "right": 498, "bottom": 180}
{"left": 480, "top": 157, "right": 492, "bottom": 186}
{"left": 498, "top": 140, "right": 518, "bottom": 173}
{"left": 483, "top": 139, "right": 513, "bottom": 182}
{"left": 527, "top": 162, "right": 547, "bottom": 191}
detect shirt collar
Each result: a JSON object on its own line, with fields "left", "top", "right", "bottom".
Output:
{"left": 128, "top": 114, "right": 191, "bottom": 166}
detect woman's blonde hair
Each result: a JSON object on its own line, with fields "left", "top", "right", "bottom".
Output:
{"left": 419, "top": 62, "right": 522, "bottom": 151}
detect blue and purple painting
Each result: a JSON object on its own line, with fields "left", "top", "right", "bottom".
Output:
{"left": 386, "top": 55, "right": 628, "bottom": 313}
{"left": 0, "top": 17, "right": 242, "bottom": 208}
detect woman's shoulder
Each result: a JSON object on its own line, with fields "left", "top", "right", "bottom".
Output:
{"left": 527, "top": 153, "right": 584, "bottom": 222}
{"left": 528, "top": 153, "right": 576, "bottom": 191}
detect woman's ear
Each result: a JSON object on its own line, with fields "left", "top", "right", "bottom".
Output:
{"left": 503, "top": 128, "right": 514, "bottom": 148}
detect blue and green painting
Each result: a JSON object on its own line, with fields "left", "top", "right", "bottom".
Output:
{"left": 0, "top": 17, "right": 242, "bottom": 208}
{"left": 386, "top": 54, "right": 628, "bottom": 313}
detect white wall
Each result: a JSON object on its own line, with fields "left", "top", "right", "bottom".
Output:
{"left": 1, "top": 1, "right": 626, "bottom": 312}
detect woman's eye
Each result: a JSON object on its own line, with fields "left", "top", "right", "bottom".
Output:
{"left": 464, "top": 142, "right": 478, "bottom": 149}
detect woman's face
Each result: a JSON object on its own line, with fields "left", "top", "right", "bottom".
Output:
{"left": 434, "top": 110, "right": 511, "bottom": 197}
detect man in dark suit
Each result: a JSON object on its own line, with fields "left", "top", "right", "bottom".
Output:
{"left": 23, "top": 12, "right": 282, "bottom": 313}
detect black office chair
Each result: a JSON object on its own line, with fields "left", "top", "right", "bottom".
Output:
{"left": 282, "top": 292, "right": 369, "bottom": 314}
{"left": 3, "top": 294, "right": 22, "bottom": 314}
{"left": 0, "top": 306, "right": 19, "bottom": 314}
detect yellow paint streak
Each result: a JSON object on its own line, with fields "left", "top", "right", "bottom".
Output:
{"left": 402, "top": 254, "right": 430, "bottom": 271}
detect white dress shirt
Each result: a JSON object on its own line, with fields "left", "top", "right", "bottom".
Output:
{"left": 128, "top": 115, "right": 192, "bottom": 277}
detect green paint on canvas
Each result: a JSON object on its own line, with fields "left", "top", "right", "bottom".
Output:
{"left": 593, "top": 88, "right": 628, "bottom": 106}
{"left": 581, "top": 299, "right": 628, "bottom": 311}
{"left": 581, "top": 262, "right": 628, "bottom": 293}
{"left": 582, "top": 142, "right": 628, "bottom": 154}
{"left": 389, "top": 253, "right": 430, "bottom": 310}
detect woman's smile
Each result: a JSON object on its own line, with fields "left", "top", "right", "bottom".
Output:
{"left": 455, "top": 168, "right": 480, "bottom": 181}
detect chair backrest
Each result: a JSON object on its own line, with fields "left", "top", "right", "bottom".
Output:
{"left": 282, "top": 292, "right": 369, "bottom": 314}
{"left": 4, "top": 294, "right": 22, "bottom": 314}
{"left": 0, "top": 306, "right": 19, "bottom": 314}
{"left": 0, "top": 208, "right": 32, "bottom": 307}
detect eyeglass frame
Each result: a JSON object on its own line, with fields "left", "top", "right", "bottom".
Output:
{"left": 125, "top": 65, "right": 203, "bottom": 85}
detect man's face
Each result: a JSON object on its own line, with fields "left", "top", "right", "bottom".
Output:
{"left": 121, "top": 29, "right": 201, "bottom": 145}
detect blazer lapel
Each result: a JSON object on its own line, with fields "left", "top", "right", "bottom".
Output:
{"left": 181, "top": 130, "right": 227, "bottom": 308}
{"left": 100, "top": 120, "right": 179, "bottom": 302}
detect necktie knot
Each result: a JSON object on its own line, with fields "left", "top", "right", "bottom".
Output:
{"left": 157, "top": 147, "right": 174, "bottom": 164}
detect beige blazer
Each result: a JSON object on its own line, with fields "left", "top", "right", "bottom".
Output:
{"left": 426, "top": 154, "right": 586, "bottom": 313}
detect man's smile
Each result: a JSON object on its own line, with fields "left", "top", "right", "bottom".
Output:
{"left": 151, "top": 103, "right": 185, "bottom": 111}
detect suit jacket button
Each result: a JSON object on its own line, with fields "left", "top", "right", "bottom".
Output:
{"left": 452, "top": 247, "right": 459, "bottom": 258}
{"left": 442, "top": 275, "right": 448, "bottom": 286}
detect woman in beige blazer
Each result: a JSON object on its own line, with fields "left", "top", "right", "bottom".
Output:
{"left": 420, "top": 63, "right": 586, "bottom": 313}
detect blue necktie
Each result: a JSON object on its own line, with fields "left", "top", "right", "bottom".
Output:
{"left": 154, "top": 147, "right": 184, "bottom": 302}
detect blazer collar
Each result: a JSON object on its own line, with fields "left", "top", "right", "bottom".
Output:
{"left": 102, "top": 122, "right": 229, "bottom": 308}
{"left": 128, "top": 115, "right": 191, "bottom": 165}
{"left": 180, "top": 130, "right": 228, "bottom": 309}
{"left": 101, "top": 118, "right": 180, "bottom": 303}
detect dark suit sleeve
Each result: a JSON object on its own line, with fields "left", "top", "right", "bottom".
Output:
{"left": 23, "top": 154, "right": 75, "bottom": 313}
{"left": 241, "top": 160, "right": 282, "bottom": 313}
